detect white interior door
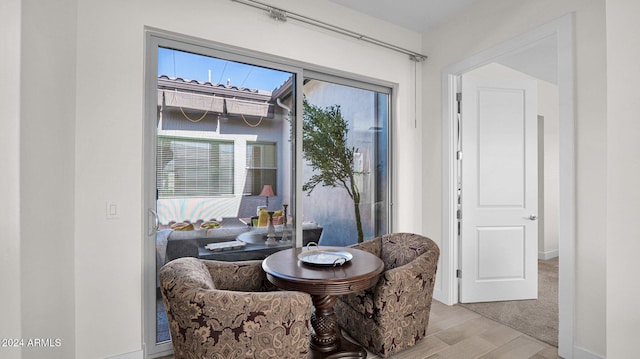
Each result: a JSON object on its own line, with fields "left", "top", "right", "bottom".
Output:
{"left": 460, "top": 75, "right": 538, "bottom": 303}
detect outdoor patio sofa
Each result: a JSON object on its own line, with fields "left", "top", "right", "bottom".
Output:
{"left": 156, "top": 219, "right": 324, "bottom": 275}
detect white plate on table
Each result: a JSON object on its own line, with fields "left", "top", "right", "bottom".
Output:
{"left": 298, "top": 249, "right": 353, "bottom": 266}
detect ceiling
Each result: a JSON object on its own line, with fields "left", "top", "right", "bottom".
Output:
{"left": 325, "top": 0, "right": 557, "bottom": 84}
{"left": 326, "top": 0, "right": 481, "bottom": 33}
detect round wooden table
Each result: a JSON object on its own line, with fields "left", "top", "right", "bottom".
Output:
{"left": 262, "top": 246, "right": 384, "bottom": 358}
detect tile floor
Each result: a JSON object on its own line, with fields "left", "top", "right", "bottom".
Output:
{"left": 157, "top": 299, "right": 561, "bottom": 359}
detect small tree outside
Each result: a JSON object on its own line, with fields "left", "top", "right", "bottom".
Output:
{"left": 302, "top": 98, "right": 364, "bottom": 243}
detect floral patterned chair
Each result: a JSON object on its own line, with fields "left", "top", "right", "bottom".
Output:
{"left": 159, "top": 257, "right": 312, "bottom": 359}
{"left": 334, "top": 233, "right": 440, "bottom": 358}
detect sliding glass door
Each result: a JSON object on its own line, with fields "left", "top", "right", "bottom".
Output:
{"left": 144, "top": 35, "right": 302, "bottom": 357}
{"left": 144, "top": 32, "right": 392, "bottom": 358}
{"left": 155, "top": 49, "right": 298, "bottom": 345}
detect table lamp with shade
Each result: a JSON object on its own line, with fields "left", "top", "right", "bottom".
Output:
{"left": 257, "top": 185, "right": 275, "bottom": 215}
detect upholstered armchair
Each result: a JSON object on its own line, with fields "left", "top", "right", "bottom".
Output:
{"left": 334, "top": 233, "right": 440, "bottom": 358}
{"left": 159, "top": 257, "right": 312, "bottom": 359}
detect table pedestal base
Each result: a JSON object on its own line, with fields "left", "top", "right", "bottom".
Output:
{"left": 310, "top": 295, "right": 367, "bottom": 359}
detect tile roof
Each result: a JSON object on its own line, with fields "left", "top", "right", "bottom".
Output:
{"left": 157, "top": 75, "right": 273, "bottom": 102}
{"left": 158, "top": 75, "right": 265, "bottom": 94}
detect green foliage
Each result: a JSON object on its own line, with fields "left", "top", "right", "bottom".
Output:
{"left": 302, "top": 98, "right": 364, "bottom": 242}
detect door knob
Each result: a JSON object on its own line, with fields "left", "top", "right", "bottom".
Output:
{"left": 529, "top": 215, "right": 538, "bottom": 221}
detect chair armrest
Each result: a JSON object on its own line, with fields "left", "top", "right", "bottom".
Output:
{"left": 349, "top": 237, "right": 382, "bottom": 257}
{"left": 372, "top": 249, "right": 439, "bottom": 318}
{"left": 202, "top": 259, "right": 275, "bottom": 291}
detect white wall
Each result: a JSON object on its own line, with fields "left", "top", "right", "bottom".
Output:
{"left": 466, "top": 63, "right": 560, "bottom": 259}
{"left": 0, "top": 1, "right": 23, "bottom": 358}
{"left": 606, "top": 1, "right": 640, "bottom": 358}
{"left": 421, "top": 0, "right": 606, "bottom": 356}
{"left": 70, "top": 0, "right": 422, "bottom": 357}
{"left": 2, "top": 1, "right": 79, "bottom": 359}
{"left": 16, "top": 0, "right": 640, "bottom": 358}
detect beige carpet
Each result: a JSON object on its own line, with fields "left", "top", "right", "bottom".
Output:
{"left": 460, "top": 257, "right": 559, "bottom": 347}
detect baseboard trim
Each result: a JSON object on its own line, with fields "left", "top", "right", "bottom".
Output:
{"left": 433, "top": 288, "right": 458, "bottom": 305}
{"left": 106, "top": 349, "right": 143, "bottom": 359}
{"left": 574, "top": 345, "right": 605, "bottom": 359}
{"left": 433, "top": 287, "right": 448, "bottom": 305}
{"left": 538, "top": 249, "right": 559, "bottom": 260}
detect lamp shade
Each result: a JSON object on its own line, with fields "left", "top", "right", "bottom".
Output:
{"left": 259, "top": 185, "right": 275, "bottom": 197}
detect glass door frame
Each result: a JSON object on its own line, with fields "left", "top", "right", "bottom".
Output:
{"left": 143, "top": 28, "right": 395, "bottom": 358}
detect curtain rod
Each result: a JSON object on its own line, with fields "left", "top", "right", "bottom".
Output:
{"left": 230, "top": 0, "right": 428, "bottom": 62}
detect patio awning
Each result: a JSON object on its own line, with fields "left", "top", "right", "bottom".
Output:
{"left": 158, "top": 90, "right": 269, "bottom": 117}
{"left": 225, "top": 98, "right": 269, "bottom": 117}
{"left": 158, "top": 90, "right": 225, "bottom": 113}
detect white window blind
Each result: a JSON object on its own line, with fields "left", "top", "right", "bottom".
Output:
{"left": 245, "top": 142, "right": 277, "bottom": 195}
{"left": 157, "top": 136, "right": 234, "bottom": 198}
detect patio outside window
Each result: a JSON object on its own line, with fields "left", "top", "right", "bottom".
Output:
{"left": 302, "top": 78, "right": 390, "bottom": 245}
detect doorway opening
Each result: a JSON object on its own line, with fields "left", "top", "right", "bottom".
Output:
{"left": 439, "top": 14, "right": 575, "bottom": 359}
{"left": 457, "top": 61, "right": 559, "bottom": 347}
